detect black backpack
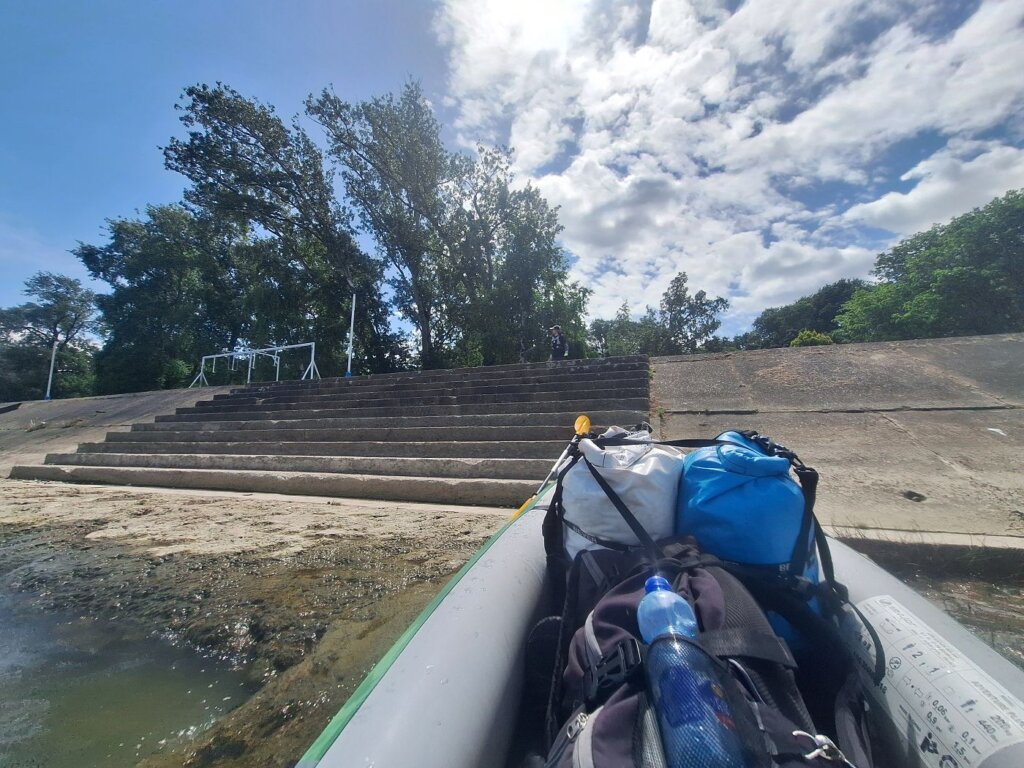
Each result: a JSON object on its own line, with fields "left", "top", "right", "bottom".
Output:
{"left": 540, "top": 542, "right": 875, "bottom": 768}
{"left": 531, "top": 431, "right": 884, "bottom": 768}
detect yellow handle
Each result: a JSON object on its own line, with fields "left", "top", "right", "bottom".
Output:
{"left": 512, "top": 414, "right": 592, "bottom": 520}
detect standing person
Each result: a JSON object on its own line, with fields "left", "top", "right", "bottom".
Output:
{"left": 549, "top": 325, "right": 568, "bottom": 361}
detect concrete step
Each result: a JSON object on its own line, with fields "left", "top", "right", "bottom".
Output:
{"left": 229, "top": 356, "right": 650, "bottom": 395}
{"left": 105, "top": 424, "right": 570, "bottom": 444}
{"left": 199, "top": 379, "right": 650, "bottom": 409}
{"left": 17, "top": 355, "right": 650, "bottom": 507}
{"left": 170, "top": 398, "right": 649, "bottom": 421}
{"left": 183, "top": 387, "right": 649, "bottom": 415}
{"left": 209, "top": 383, "right": 648, "bottom": 409}
{"left": 219, "top": 364, "right": 650, "bottom": 400}
{"left": 72, "top": 440, "right": 565, "bottom": 459}
{"left": 43, "top": 453, "right": 551, "bottom": 480}
{"left": 135, "top": 410, "right": 643, "bottom": 432}
{"left": 10, "top": 464, "right": 536, "bottom": 507}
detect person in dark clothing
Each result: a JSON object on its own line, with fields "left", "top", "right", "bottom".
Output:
{"left": 549, "top": 325, "right": 568, "bottom": 361}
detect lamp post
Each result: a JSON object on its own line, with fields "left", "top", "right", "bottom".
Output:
{"left": 44, "top": 336, "right": 58, "bottom": 400}
{"left": 345, "top": 292, "right": 356, "bottom": 378}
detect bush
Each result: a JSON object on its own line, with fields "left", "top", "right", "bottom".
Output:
{"left": 789, "top": 329, "right": 834, "bottom": 347}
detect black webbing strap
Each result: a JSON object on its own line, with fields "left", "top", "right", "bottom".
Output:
{"left": 562, "top": 519, "right": 638, "bottom": 553}
{"left": 810, "top": 520, "right": 888, "bottom": 685}
{"left": 544, "top": 452, "right": 583, "bottom": 560}
{"left": 581, "top": 457, "right": 663, "bottom": 564}
{"left": 583, "top": 638, "right": 644, "bottom": 704}
{"left": 790, "top": 464, "right": 819, "bottom": 575}
{"left": 700, "top": 627, "right": 798, "bottom": 668}
{"left": 542, "top": 451, "right": 584, "bottom": 609}
{"left": 592, "top": 436, "right": 731, "bottom": 449}
{"left": 813, "top": 520, "right": 842, "bottom": 597}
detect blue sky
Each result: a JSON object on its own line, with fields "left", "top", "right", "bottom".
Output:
{"left": 3, "top": 1, "right": 1024, "bottom": 337}
{"left": 0, "top": 0, "right": 446, "bottom": 305}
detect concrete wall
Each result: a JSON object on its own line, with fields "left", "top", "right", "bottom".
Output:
{"left": 653, "top": 333, "right": 1023, "bottom": 539}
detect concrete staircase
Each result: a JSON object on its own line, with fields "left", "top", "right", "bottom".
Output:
{"left": 12, "top": 356, "right": 651, "bottom": 506}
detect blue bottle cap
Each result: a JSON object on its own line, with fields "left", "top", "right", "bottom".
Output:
{"left": 645, "top": 575, "right": 671, "bottom": 593}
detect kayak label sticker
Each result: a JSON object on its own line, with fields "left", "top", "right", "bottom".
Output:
{"left": 851, "top": 595, "right": 1024, "bottom": 768}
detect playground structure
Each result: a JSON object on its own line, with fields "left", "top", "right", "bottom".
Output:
{"left": 189, "top": 342, "right": 321, "bottom": 388}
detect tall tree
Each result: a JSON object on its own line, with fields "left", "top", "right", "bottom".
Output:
{"left": 308, "top": 82, "right": 589, "bottom": 368}
{"left": 836, "top": 189, "right": 1024, "bottom": 342}
{"left": 76, "top": 206, "right": 257, "bottom": 393}
{"left": 308, "top": 82, "right": 457, "bottom": 367}
{"left": 660, "top": 272, "right": 729, "bottom": 354}
{"left": 751, "top": 278, "right": 868, "bottom": 348}
{"left": 164, "top": 83, "right": 406, "bottom": 374}
{"left": 588, "top": 274, "right": 728, "bottom": 357}
{"left": 0, "top": 272, "right": 97, "bottom": 401}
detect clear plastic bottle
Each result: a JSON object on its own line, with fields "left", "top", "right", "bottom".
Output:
{"left": 637, "top": 575, "right": 748, "bottom": 768}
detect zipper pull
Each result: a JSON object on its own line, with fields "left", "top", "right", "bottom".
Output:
{"left": 566, "top": 711, "right": 589, "bottom": 741}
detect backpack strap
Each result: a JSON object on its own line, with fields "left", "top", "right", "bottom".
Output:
{"left": 582, "top": 636, "right": 645, "bottom": 705}
{"left": 581, "top": 456, "right": 663, "bottom": 564}
{"left": 700, "top": 627, "right": 797, "bottom": 668}
{"left": 592, "top": 436, "right": 730, "bottom": 449}
{"left": 542, "top": 451, "right": 584, "bottom": 604}
{"left": 562, "top": 519, "right": 644, "bottom": 553}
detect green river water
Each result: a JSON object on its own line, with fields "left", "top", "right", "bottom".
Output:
{"left": 0, "top": 595, "right": 256, "bottom": 768}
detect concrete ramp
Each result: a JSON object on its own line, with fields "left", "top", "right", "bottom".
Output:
{"left": 653, "top": 333, "right": 1024, "bottom": 540}
{"left": 0, "top": 387, "right": 234, "bottom": 474}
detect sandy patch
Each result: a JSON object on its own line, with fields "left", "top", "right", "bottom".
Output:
{"left": 0, "top": 479, "right": 509, "bottom": 767}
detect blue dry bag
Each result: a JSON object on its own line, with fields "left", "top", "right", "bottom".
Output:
{"left": 676, "top": 431, "right": 821, "bottom": 623}
{"left": 676, "top": 431, "right": 822, "bottom": 647}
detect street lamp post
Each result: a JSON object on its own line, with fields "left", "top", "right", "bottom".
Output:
{"left": 346, "top": 292, "right": 356, "bottom": 378}
{"left": 44, "top": 336, "right": 58, "bottom": 400}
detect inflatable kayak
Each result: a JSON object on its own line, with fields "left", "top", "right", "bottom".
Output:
{"left": 299, "top": 497, "right": 1024, "bottom": 768}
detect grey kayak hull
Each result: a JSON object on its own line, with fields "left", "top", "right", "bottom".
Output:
{"left": 303, "top": 503, "right": 1024, "bottom": 768}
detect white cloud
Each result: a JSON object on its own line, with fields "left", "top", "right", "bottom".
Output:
{"left": 844, "top": 141, "right": 1024, "bottom": 235}
{"left": 434, "top": 0, "right": 1024, "bottom": 330}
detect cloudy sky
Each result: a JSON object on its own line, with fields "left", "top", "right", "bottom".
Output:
{"left": 3, "top": 0, "right": 1023, "bottom": 335}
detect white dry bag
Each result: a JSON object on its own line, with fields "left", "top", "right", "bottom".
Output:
{"left": 558, "top": 427, "right": 685, "bottom": 561}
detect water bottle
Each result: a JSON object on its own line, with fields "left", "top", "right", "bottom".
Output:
{"left": 637, "top": 575, "right": 748, "bottom": 768}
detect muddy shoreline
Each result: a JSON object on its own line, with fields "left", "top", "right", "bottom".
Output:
{"left": 0, "top": 481, "right": 506, "bottom": 767}
{"left": 2, "top": 481, "right": 1022, "bottom": 767}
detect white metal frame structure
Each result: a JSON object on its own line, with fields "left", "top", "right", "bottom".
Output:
{"left": 189, "top": 342, "right": 321, "bottom": 388}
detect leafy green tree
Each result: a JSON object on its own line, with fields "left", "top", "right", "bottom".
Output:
{"left": 0, "top": 272, "right": 97, "bottom": 401}
{"left": 699, "top": 335, "right": 741, "bottom": 352}
{"left": 789, "top": 329, "right": 834, "bottom": 347}
{"left": 75, "top": 206, "right": 256, "bottom": 393}
{"left": 308, "top": 82, "right": 589, "bottom": 368}
{"left": 590, "top": 303, "right": 643, "bottom": 357}
{"left": 752, "top": 279, "right": 867, "bottom": 348}
{"left": 728, "top": 332, "right": 763, "bottom": 351}
{"left": 588, "top": 274, "right": 728, "bottom": 357}
{"left": 836, "top": 190, "right": 1024, "bottom": 341}
{"left": 660, "top": 272, "right": 729, "bottom": 354}
{"left": 308, "top": 83, "right": 456, "bottom": 368}
{"left": 164, "top": 83, "right": 406, "bottom": 374}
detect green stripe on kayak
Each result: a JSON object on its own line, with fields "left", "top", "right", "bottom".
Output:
{"left": 296, "top": 491, "right": 548, "bottom": 767}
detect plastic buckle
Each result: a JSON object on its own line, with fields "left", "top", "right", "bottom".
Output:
{"left": 792, "top": 731, "right": 856, "bottom": 766}
{"left": 790, "top": 575, "right": 816, "bottom": 599}
{"left": 584, "top": 638, "right": 643, "bottom": 702}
